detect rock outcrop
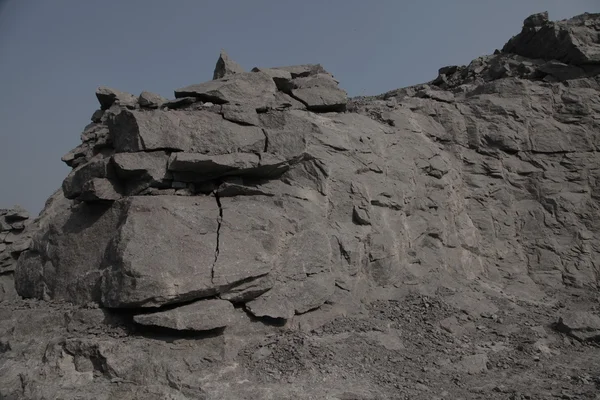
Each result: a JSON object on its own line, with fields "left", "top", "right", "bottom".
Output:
{"left": 14, "top": 12, "right": 600, "bottom": 319}
{"left": 3, "top": 12, "right": 600, "bottom": 399}
{"left": 0, "top": 206, "right": 30, "bottom": 301}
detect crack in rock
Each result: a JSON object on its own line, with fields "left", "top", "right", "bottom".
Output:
{"left": 212, "top": 191, "right": 224, "bottom": 283}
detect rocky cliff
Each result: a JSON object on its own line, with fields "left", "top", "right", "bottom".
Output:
{"left": 1, "top": 12, "right": 600, "bottom": 400}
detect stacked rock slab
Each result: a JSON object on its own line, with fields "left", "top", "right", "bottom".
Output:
{"left": 14, "top": 12, "right": 600, "bottom": 330}
{"left": 0, "top": 206, "right": 30, "bottom": 301}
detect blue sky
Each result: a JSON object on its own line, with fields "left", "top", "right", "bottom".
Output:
{"left": 1, "top": 0, "right": 599, "bottom": 214}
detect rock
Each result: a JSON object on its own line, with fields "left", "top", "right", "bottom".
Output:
{"left": 3, "top": 206, "right": 29, "bottom": 223}
{"left": 162, "top": 96, "right": 197, "bottom": 109}
{"left": 100, "top": 196, "right": 220, "bottom": 307}
{"left": 285, "top": 74, "right": 347, "bottom": 112}
{"left": 251, "top": 67, "right": 292, "bottom": 90}
{"left": 0, "top": 274, "right": 18, "bottom": 301}
{"left": 523, "top": 11, "right": 549, "bottom": 28}
{"left": 537, "top": 60, "right": 585, "bottom": 81}
{"left": 221, "top": 104, "right": 260, "bottom": 126}
{"left": 0, "top": 219, "right": 10, "bottom": 231}
{"left": 62, "top": 156, "right": 114, "bottom": 199}
{"left": 95, "top": 86, "right": 138, "bottom": 110}
{"left": 275, "top": 64, "right": 329, "bottom": 78}
{"left": 503, "top": 12, "right": 600, "bottom": 64}
{"left": 219, "top": 274, "right": 274, "bottom": 303}
{"left": 211, "top": 196, "right": 287, "bottom": 288}
{"left": 246, "top": 273, "right": 335, "bottom": 319}
{"left": 556, "top": 311, "right": 600, "bottom": 341}
{"left": 111, "top": 151, "right": 170, "bottom": 193}
{"left": 213, "top": 50, "right": 245, "bottom": 80}
{"left": 138, "top": 91, "right": 167, "bottom": 108}
{"left": 7, "top": 11, "right": 600, "bottom": 399}
{"left": 79, "top": 178, "right": 122, "bottom": 202}
{"left": 452, "top": 354, "right": 489, "bottom": 375}
{"left": 174, "top": 71, "right": 277, "bottom": 108}
{"left": 133, "top": 299, "right": 235, "bottom": 331}
{"left": 107, "top": 109, "right": 265, "bottom": 154}
{"left": 167, "top": 152, "right": 260, "bottom": 178}
{"left": 91, "top": 109, "right": 104, "bottom": 123}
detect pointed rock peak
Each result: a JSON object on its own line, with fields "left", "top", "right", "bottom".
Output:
{"left": 523, "top": 11, "right": 549, "bottom": 28}
{"left": 213, "top": 50, "right": 245, "bottom": 80}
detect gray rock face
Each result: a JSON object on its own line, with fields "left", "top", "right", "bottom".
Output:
{"left": 133, "top": 299, "right": 235, "bottom": 331}
{"left": 13, "top": 12, "right": 600, "bottom": 331}
{"left": 5, "top": 11, "right": 600, "bottom": 399}
{"left": 0, "top": 206, "right": 31, "bottom": 301}
{"left": 213, "top": 50, "right": 245, "bottom": 80}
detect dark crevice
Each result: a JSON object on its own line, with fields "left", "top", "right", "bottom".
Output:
{"left": 131, "top": 325, "right": 226, "bottom": 342}
{"left": 261, "top": 129, "right": 269, "bottom": 153}
{"left": 240, "top": 306, "right": 287, "bottom": 327}
{"left": 335, "top": 236, "right": 351, "bottom": 265}
{"left": 212, "top": 191, "right": 224, "bottom": 283}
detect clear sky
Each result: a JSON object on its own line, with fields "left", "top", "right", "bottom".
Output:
{"left": 1, "top": 0, "right": 599, "bottom": 214}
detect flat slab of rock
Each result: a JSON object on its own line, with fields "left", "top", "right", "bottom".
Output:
{"left": 107, "top": 109, "right": 265, "bottom": 154}
{"left": 246, "top": 273, "right": 335, "bottom": 320}
{"left": 168, "top": 152, "right": 260, "bottom": 176}
{"left": 557, "top": 311, "right": 600, "bottom": 341}
{"left": 175, "top": 71, "right": 277, "bottom": 109}
{"left": 112, "top": 151, "right": 171, "bottom": 193}
{"left": 134, "top": 299, "right": 235, "bottom": 331}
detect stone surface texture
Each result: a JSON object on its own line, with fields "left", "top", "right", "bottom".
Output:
{"left": 2, "top": 13, "right": 600, "bottom": 399}
{"left": 0, "top": 206, "right": 31, "bottom": 301}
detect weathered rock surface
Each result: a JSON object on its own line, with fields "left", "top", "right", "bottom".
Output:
{"left": 95, "top": 86, "right": 138, "bottom": 110}
{"left": 213, "top": 50, "right": 245, "bottom": 80}
{"left": 3, "top": 11, "right": 600, "bottom": 399}
{"left": 138, "top": 90, "right": 167, "bottom": 108}
{"left": 0, "top": 206, "right": 31, "bottom": 300}
{"left": 133, "top": 299, "right": 235, "bottom": 331}
{"left": 556, "top": 310, "right": 600, "bottom": 341}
